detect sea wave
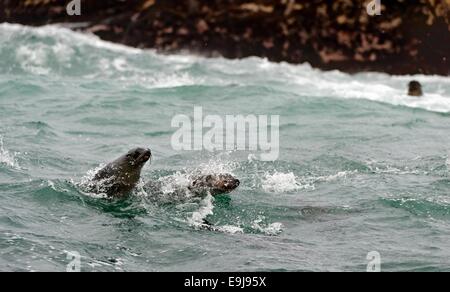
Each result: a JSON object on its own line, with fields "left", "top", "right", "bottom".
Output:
{"left": 0, "top": 23, "right": 449, "bottom": 112}
{"left": 381, "top": 194, "right": 450, "bottom": 219}
{"left": 261, "top": 170, "right": 357, "bottom": 193}
{"left": 262, "top": 171, "right": 313, "bottom": 193}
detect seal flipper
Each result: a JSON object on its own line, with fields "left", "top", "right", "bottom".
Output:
{"left": 202, "top": 218, "right": 213, "bottom": 226}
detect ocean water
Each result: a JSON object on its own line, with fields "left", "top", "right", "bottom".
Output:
{"left": 1, "top": 23, "right": 449, "bottom": 272}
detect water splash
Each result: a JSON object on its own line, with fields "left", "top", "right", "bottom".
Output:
{"left": 2, "top": 23, "right": 449, "bottom": 112}
{"left": 365, "top": 159, "right": 436, "bottom": 176}
{"left": 262, "top": 171, "right": 313, "bottom": 193}
{"left": 77, "top": 164, "right": 109, "bottom": 199}
{"left": 188, "top": 194, "right": 215, "bottom": 228}
{"left": 261, "top": 170, "right": 360, "bottom": 193}
{"left": 0, "top": 136, "right": 19, "bottom": 169}
{"left": 214, "top": 225, "right": 244, "bottom": 234}
{"left": 252, "top": 216, "right": 283, "bottom": 236}
{"left": 16, "top": 44, "right": 51, "bottom": 75}
{"left": 188, "top": 195, "right": 245, "bottom": 234}
{"left": 153, "top": 171, "right": 195, "bottom": 201}
{"left": 196, "top": 155, "right": 238, "bottom": 176}
{"left": 146, "top": 155, "right": 239, "bottom": 201}
{"left": 313, "top": 170, "right": 358, "bottom": 182}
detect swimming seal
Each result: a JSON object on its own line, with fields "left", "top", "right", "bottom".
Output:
{"left": 88, "top": 147, "right": 151, "bottom": 198}
{"left": 144, "top": 173, "right": 240, "bottom": 199}
{"left": 188, "top": 174, "right": 240, "bottom": 196}
{"left": 408, "top": 80, "right": 423, "bottom": 97}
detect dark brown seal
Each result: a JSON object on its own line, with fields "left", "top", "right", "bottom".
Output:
{"left": 88, "top": 147, "right": 151, "bottom": 198}
{"left": 408, "top": 80, "right": 423, "bottom": 97}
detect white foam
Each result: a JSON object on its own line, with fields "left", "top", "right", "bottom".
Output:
{"left": 119, "top": 72, "right": 202, "bottom": 89}
{"left": 0, "top": 23, "right": 142, "bottom": 55}
{"left": 215, "top": 225, "right": 244, "bottom": 234}
{"left": 93, "top": 54, "right": 203, "bottom": 88}
{"left": 387, "top": 194, "right": 450, "bottom": 208}
{"left": 365, "top": 160, "right": 424, "bottom": 175}
{"left": 77, "top": 164, "right": 110, "bottom": 199}
{"left": 288, "top": 66, "right": 450, "bottom": 113}
{"left": 196, "top": 156, "right": 238, "bottom": 176}
{"left": 313, "top": 170, "right": 358, "bottom": 182}
{"left": 16, "top": 44, "right": 50, "bottom": 75}
{"left": 112, "top": 57, "right": 128, "bottom": 72}
{"left": 46, "top": 180, "right": 56, "bottom": 190}
{"left": 157, "top": 171, "right": 193, "bottom": 199}
{"left": 149, "top": 72, "right": 201, "bottom": 88}
{"left": 2, "top": 23, "right": 449, "bottom": 112}
{"left": 79, "top": 164, "right": 104, "bottom": 184}
{"left": 261, "top": 170, "right": 360, "bottom": 193}
{"left": 252, "top": 216, "right": 283, "bottom": 235}
{"left": 262, "top": 171, "right": 313, "bottom": 193}
{"left": 143, "top": 156, "right": 237, "bottom": 203}
{"left": 184, "top": 186, "right": 244, "bottom": 235}
{"left": 202, "top": 47, "right": 450, "bottom": 114}
{"left": 51, "top": 42, "right": 74, "bottom": 65}
{"left": 188, "top": 194, "right": 215, "bottom": 227}
{"left": 263, "top": 222, "right": 283, "bottom": 235}
{"left": 0, "top": 136, "right": 19, "bottom": 168}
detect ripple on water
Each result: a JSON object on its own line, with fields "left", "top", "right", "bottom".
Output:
{"left": 380, "top": 194, "right": 450, "bottom": 220}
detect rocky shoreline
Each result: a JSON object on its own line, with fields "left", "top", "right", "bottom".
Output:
{"left": 1, "top": 0, "right": 450, "bottom": 75}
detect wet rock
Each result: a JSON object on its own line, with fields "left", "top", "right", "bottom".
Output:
{"left": 2, "top": 0, "right": 450, "bottom": 75}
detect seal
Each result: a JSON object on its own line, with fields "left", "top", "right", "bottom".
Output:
{"left": 88, "top": 147, "right": 151, "bottom": 198}
{"left": 144, "top": 173, "right": 240, "bottom": 199}
{"left": 408, "top": 80, "right": 423, "bottom": 97}
{"left": 188, "top": 174, "right": 240, "bottom": 196}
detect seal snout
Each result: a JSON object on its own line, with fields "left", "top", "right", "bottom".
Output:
{"left": 127, "top": 147, "right": 152, "bottom": 164}
{"left": 222, "top": 176, "right": 240, "bottom": 191}
{"left": 408, "top": 80, "right": 423, "bottom": 97}
{"left": 228, "top": 178, "right": 240, "bottom": 188}
{"left": 139, "top": 148, "right": 152, "bottom": 163}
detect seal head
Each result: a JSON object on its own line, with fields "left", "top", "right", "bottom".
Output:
{"left": 91, "top": 147, "right": 151, "bottom": 198}
{"left": 189, "top": 173, "right": 240, "bottom": 196}
{"left": 408, "top": 80, "right": 423, "bottom": 97}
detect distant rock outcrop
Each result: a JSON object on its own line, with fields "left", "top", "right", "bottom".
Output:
{"left": 2, "top": 0, "right": 450, "bottom": 75}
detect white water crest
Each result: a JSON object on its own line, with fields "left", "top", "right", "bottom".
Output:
{"left": 1, "top": 23, "right": 449, "bottom": 113}
{"left": 262, "top": 171, "right": 310, "bottom": 193}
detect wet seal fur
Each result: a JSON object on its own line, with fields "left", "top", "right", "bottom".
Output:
{"left": 188, "top": 174, "right": 240, "bottom": 196}
{"left": 144, "top": 173, "right": 240, "bottom": 200}
{"left": 144, "top": 173, "right": 240, "bottom": 229}
{"left": 408, "top": 80, "right": 423, "bottom": 97}
{"left": 88, "top": 147, "right": 151, "bottom": 198}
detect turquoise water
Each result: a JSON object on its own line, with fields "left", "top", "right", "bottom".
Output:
{"left": 1, "top": 23, "right": 449, "bottom": 272}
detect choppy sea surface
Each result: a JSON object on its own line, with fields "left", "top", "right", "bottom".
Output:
{"left": 0, "top": 23, "right": 449, "bottom": 272}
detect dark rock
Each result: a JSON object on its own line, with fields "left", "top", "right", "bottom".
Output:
{"left": 1, "top": 0, "right": 450, "bottom": 75}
